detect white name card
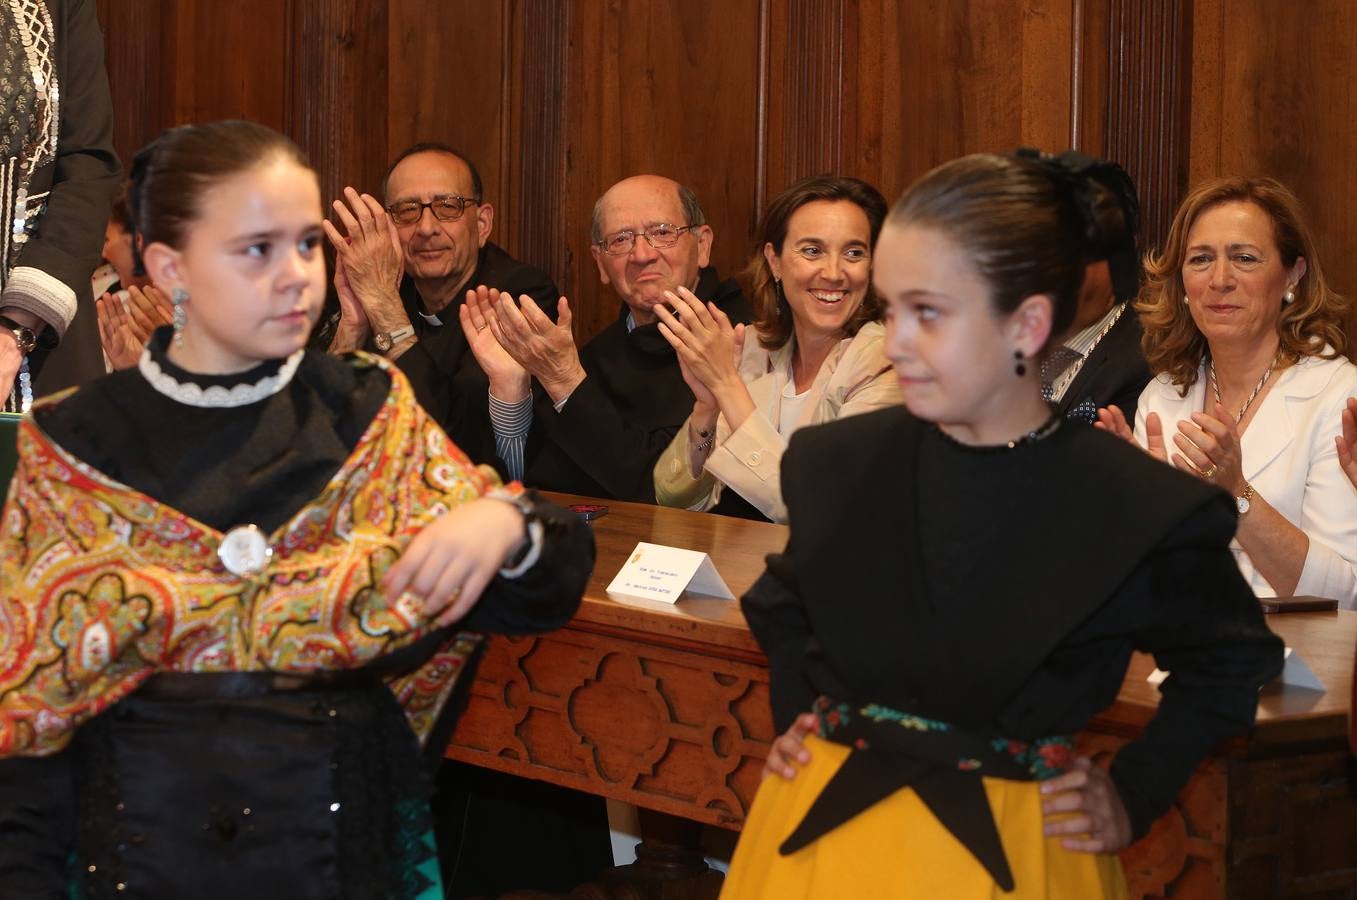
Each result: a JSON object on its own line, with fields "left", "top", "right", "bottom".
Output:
{"left": 1148, "top": 646, "right": 1324, "bottom": 693}
{"left": 605, "top": 542, "right": 736, "bottom": 605}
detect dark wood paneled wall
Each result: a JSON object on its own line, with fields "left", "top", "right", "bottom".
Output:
{"left": 1097, "top": 0, "right": 1194, "bottom": 253}
{"left": 1190, "top": 0, "right": 1357, "bottom": 323}
{"left": 93, "top": 0, "right": 1357, "bottom": 344}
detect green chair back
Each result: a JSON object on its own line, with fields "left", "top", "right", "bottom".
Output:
{"left": 0, "top": 413, "right": 21, "bottom": 495}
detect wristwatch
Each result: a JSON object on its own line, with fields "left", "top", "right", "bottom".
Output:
{"left": 373, "top": 324, "right": 416, "bottom": 354}
{"left": 0, "top": 315, "right": 37, "bottom": 355}
{"left": 1235, "top": 482, "right": 1256, "bottom": 516}
{"left": 485, "top": 488, "right": 545, "bottom": 576}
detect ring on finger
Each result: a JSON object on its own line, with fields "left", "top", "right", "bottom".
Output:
{"left": 431, "top": 586, "right": 461, "bottom": 613}
{"left": 1200, "top": 463, "right": 1219, "bottom": 479}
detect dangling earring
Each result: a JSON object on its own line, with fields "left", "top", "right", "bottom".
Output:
{"left": 774, "top": 277, "right": 785, "bottom": 318}
{"left": 1013, "top": 349, "right": 1027, "bottom": 377}
{"left": 1283, "top": 289, "right": 1296, "bottom": 306}
{"left": 171, "top": 287, "right": 189, "bottom": 344}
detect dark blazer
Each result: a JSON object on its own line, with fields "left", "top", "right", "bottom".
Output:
{"left": 392, "top": 241, "right": 558, "bottom": 475}
{"left": 522, "top": 267, "right": 751, "bottom": 502}
{"left": 15, "top": 0, "right": 121, "bottom": 395}
{"left": 1054, "top": 305, "right": 1150, "bottom": 423}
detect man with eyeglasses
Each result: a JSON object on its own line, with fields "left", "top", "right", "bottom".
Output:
{"left": 321, "top": 149, "right": 613, "bottom": 899}
{"left": 475, "top": 174, "right": 751, "bottom": 501}
{"left": 323, "top": 142, "right": 558, "bottom": 473}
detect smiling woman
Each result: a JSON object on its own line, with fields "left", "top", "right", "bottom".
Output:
{"left": 652, "top": 175, "right": 901, "bottom": 522}
{"left": 0, "top": 120, "right": 593, "bottom": 898}
{"left": 1098, "top": 177, "right": 1357, "bottom": 604}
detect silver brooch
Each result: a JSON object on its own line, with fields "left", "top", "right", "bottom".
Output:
{"left": 218, "top": 525, "right": 273, "bottom": 576}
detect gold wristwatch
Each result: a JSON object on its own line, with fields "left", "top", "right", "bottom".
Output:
{"left": 1235, "top": 482, "right": 1256, "bottom": 516}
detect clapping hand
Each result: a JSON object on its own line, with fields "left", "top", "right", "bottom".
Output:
{"left": 97, "top": 286, "right": 173, "bottom": 370}
{"left": 1095, "top": 406, "right": 1172, "bottom": 463}
{"left": 124, "top": 285, "right": 174, "bottom": 339}
{"left": 491, "top": 293, "right": 584, "bottom": 403}
{"left": 96, "top": 292, "right": 142, "bottom": 370}
{"left": 653, "top": 287, "right": 746, "bottom": 402}
{"left": 1170, "top": 403, "right": 1245, "bottom": 492}
{"left": 329, "top": 261, "right": 371, "bottom": 352}
{"left": 323, "top": 187, "right": 408, "bottom": 333}
{"left": 459, "top": 286, "right": 529, "bottom": 401}
{"left": 1337, "top": 397, "right": 1357, "bottom": 491}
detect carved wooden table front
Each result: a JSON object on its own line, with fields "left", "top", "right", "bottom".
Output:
{"left": 448, "top": 496, "right": 780, "bottom": 834}
{"left": 448, "top": 495, "right": 1357, "bottom": 899}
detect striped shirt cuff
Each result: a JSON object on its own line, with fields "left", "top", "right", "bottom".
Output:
{"left": 489, "top": 391, "right": 533, "bottom": 482}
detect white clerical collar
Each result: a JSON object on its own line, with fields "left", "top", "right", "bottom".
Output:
{"left": 419, "top": 309, "right": 442, "bottom": 327}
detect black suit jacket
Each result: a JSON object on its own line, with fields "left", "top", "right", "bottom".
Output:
{"left": 394, "top": 241, "right": 558, "bottom": 475}
{"left": 522, "top": 267, "right": 751, "bottom": 502}
{"left": 1054, "top": 304, "right": 1150, "bottom": 423}
{"left": 21, "top": 0, "right": 121, "bottom": 397}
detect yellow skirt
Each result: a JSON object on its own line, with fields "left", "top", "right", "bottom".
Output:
{"left": 720, "top": 735, "right": 1127, "bottom": 900}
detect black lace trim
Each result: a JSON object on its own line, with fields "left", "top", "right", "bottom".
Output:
{"left": 332, "top": 687, "right": 440, "bottom": 899}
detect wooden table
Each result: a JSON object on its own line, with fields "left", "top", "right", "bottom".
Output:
{"left": 447, "top": 495, "right": 781, "bottom": 833}
{"left": 1083, "top": 613, "right": 1357, "bottom": 898}
{"left": 447, "top": 495, "right": 1357, "bottom": 899}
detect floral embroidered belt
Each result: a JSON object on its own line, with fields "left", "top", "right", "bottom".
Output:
{"left": 778, "top": 696, "right": 1075, "bottom": 892}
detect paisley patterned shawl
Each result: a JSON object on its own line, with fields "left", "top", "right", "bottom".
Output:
{"left": 0, "top": 355, "right": 496, "bottom": 756}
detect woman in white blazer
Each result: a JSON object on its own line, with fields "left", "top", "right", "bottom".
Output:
{"left": 1100, "top": 176, "right": 1357, "bottom": 605}
{"left": 652, "top": 176, "right": 900, "bottom": 523}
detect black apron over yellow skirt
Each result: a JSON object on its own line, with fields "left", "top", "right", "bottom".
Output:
{"left": 720, "top": 734, "right": 1127, "bottom": 900}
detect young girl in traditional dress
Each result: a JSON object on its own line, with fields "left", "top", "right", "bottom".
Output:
{"left": 0, "top": 120, "right": 592, "bottom": 898}
{"left": 719, "top": 153, "right": 1282, "bottom": 898}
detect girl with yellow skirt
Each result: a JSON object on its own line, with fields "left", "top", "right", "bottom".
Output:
{"left": 720, "top": 153, "right": 1283, "bottom": 899}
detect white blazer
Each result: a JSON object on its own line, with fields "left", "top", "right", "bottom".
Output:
{"left": 653, "top": 322, "right": 900, "bottom": 522}
{"left": 1135, "top": 350, "right": 1357, "bottom": 605}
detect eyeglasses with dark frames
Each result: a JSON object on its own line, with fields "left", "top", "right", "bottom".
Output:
{"left": 595, "top": 223, "right": 694, "bottom": 255}
{"left": 386, "top": 195, "right": 479, "bottom": 226}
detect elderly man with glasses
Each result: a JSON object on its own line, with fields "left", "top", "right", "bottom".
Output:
{"left": 469, "top": 174, "right": 752, "bottom": 501}
{"left": 324, "top": 142, "right": 558, "bottom": 473}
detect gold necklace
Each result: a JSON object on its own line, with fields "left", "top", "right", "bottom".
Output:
{"left": 1209, "top": 350, "right": 1280, "bottom": 425}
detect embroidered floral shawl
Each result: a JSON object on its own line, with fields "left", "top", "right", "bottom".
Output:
{"left": 0, "top": 357, "right": 495, "bottom": 756}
